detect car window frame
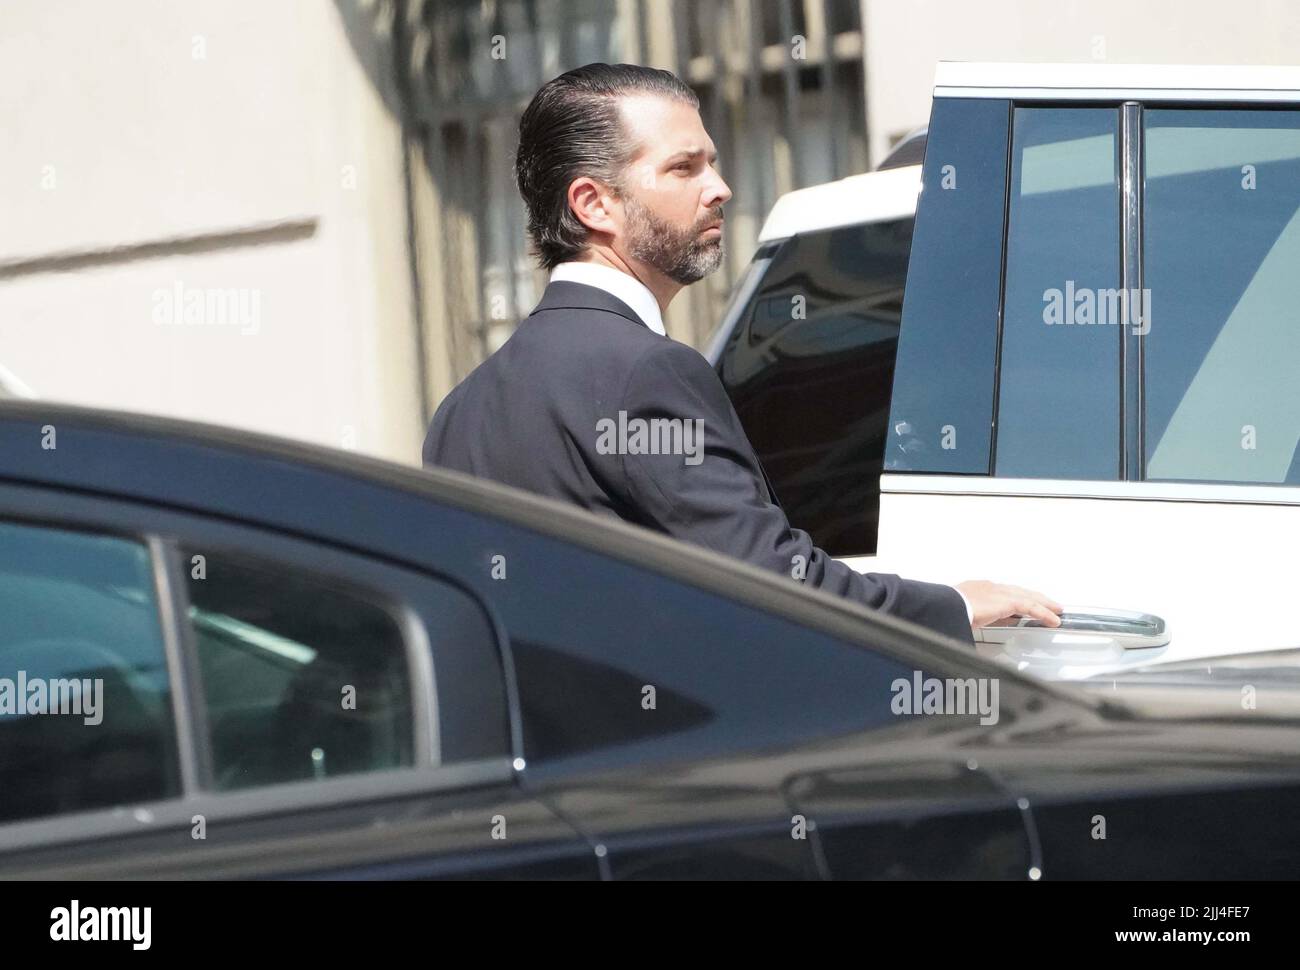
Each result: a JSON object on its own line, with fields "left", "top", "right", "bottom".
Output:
{"left": 0, "top": 482, "right": 516, "bottom": 857}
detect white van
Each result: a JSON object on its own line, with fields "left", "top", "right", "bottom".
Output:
{"left": 0, "top": 365, "right": 35, "bottom": 400}
{"left": 708, "top": 63, "right": 1300, "bottom": 681}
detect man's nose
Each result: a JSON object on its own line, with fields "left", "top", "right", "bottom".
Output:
{"left": 704, "top": 172, "right": 733, "bottom": 208}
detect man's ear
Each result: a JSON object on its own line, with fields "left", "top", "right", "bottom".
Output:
{"left": 568, "top": 176, "right": 620, "bottom": 236}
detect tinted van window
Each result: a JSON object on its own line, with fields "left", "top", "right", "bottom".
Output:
{"left": 1143, "top": 108, "right": 1300, "bottom": 484}
{"left": 995, "top": 107, "right": 1122, "bottom": 480}
{"left": 887, "top": 98, "right": 1010, "bottom": 475}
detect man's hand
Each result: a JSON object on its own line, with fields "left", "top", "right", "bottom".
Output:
{"left": 955, "top": 580, "right": 1064, "bottom": 630}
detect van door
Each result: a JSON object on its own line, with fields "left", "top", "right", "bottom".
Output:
{"left": 874, "top": 96, "right": 1300, "bottom": 677}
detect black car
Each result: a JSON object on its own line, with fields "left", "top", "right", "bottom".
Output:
{"left": 2, "top": 401, "right": 1299, "bottom": 880}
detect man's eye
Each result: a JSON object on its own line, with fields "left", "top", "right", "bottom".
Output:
{"left": 673, "top": 163, "right": 692, "bottom": 173}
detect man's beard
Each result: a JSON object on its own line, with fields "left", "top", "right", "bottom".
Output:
{"left": 622, "top": 195, "right": 725, "bottom": 285}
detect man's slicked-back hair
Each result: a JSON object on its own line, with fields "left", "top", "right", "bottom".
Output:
{"left": 515, "top": 63, "right": 699, "bottom": 270}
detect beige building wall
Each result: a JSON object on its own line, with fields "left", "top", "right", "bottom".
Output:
{"left": 0, "top": 0, "right": 425, "bottom": 464}
{"left": 6, "top": 0, "right": 1298, "bottom": 469}
{"left": 863, "top": 0, "right": 1300, "bottom": 163}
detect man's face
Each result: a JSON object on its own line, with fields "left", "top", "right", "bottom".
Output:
{"left": 613, "top": 95, "right": 733, "bottom": 285}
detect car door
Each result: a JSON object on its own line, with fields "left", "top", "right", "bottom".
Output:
{"left": 875, "top": 92, "right": 1300, "bottom": 678}
{"left": 469, "top": 504, "right": 1045, "bottom": 880}
{"left": 0, "top": 482, "right": 599, "bottom": 879}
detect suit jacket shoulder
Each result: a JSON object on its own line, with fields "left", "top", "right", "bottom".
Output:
{"left": 422, "top": 280, "right": 972, "bottom": 644}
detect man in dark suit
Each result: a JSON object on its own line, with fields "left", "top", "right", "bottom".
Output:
{"left": 424, "top": 63, "right": 1062, "bottom": 643}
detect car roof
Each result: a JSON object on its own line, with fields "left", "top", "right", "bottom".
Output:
{"left": 757, "top": 163, "right": 920, "bottom": 243}
{"left": 0, "top": 400, "right": 1051, "bottom": 690}
{"left": 934, "top": 61, "right": 1300, "bottom": 102}
{"left": 0, "top": 364, "right": 35, "bottom": 400}
{"left": 876, "top": 127, "right": 928, "bottom": 171}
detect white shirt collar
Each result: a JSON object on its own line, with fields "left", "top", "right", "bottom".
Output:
{"left": 549, "top": 262, "right": 667, "bottom": 336}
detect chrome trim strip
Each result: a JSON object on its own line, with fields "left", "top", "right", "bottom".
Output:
{"left": 980, "top": 606, "right": 1170, "bottom": 650}
{"left": 149, "top": 536, "right": 201, "bottom": 797}
{"left": 934, "top": 62, "right": 1300, "bottom": 94}
{"left": 880, "top": 474, "right": 1300, "bottom": 505}
{"left": 935, "top": 86, "right": 1300, "bottom": 103}
{"left": 402, "top": 606, "right": 440, "bottom": 768}
{"left": 0, "top": 758, "right": 514, "bottom": 855}
{"left": 1120, "top": 101, "right": 1144, "bottom": 481}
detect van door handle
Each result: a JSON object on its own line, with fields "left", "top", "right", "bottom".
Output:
{"left": 976, "top": 606, "right": 1170, "bottom": 650}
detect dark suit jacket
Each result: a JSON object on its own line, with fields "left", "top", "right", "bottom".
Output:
{"left": 423, "top": 280, "right": 972, "bottom": 643}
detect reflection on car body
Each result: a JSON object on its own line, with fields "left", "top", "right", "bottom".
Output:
{"left": 3, "top": 401, "right": 1300, "bottom": 879}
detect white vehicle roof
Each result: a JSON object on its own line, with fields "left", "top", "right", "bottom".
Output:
{"left": 935, "top": 61, "right": 1300, "bottom": 102}
{"left": 757, "top": 163, "right": 920, "bottom": 244}
{"left": 0, "top": 364, "right": 36, "bottom": 399}
{"left": 757, "top": 60, "right": 1300, "bottom": 244}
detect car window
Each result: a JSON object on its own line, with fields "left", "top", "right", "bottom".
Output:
{"left": 994, "top": 107, "right": 1123, "bottom": 480}
{"left": 1143, "top": 108, "right": 1300, "bottom": 484}
{"left": 181, "top": 548, "right": 417, "bottom": 790}
{"left": 887, "top": 97, "right": 1010, "bottom": 475}
{"left": 716, "top": 219, "right": 913, "bottom": 555}
{"left": 0, "top": 521, "right": 181, "bottom": 824}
